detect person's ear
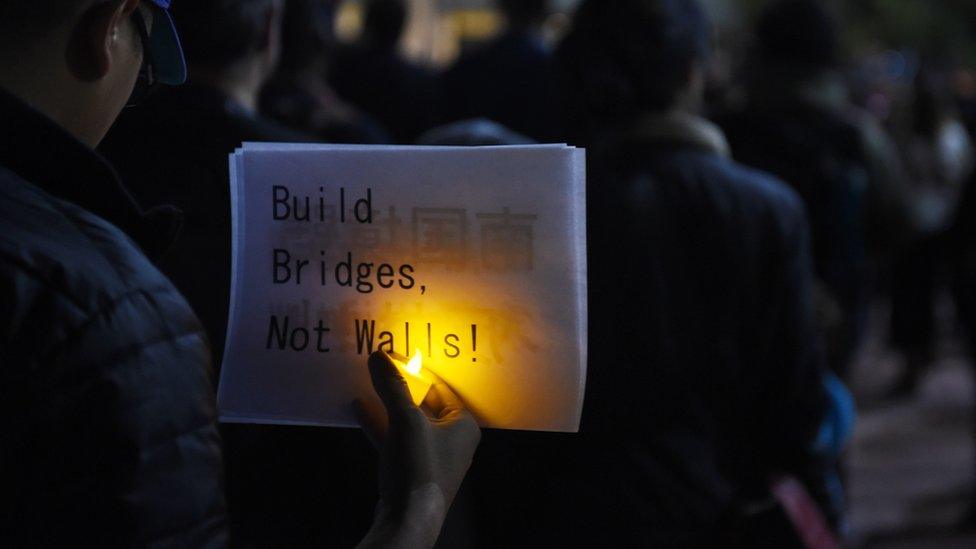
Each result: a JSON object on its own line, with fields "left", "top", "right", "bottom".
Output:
{"left": 68, "top": 0, "right": 141, "bottom": 81}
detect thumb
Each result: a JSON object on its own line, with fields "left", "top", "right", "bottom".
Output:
{"left": 420, "top": 368, "right": 465, "bottom": 419}
{"left": 352, "top": 398, "right": 387, "bottom": 449}
{"left": 367, "top": 350, "right": 415, "bottom": 416}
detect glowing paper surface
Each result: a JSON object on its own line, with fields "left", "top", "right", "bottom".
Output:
{"left": 218, "top": 143, "right": 587, "bottom": 432}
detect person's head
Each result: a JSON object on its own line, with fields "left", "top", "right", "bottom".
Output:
{"left": 497, "top": 0, "right": 549, "bottom": 30}
{"left": 171, "top": 0, "right": 283, "bottom": 87}
{"left": 913, "top": 63, "right": 955, "bottom": 138}
{"left": 278, "top": 0, "right": 336, "bottom": 73}
{"left": 362, "top": 0, "right": 407, "bottom": 50}
{"left": 756, "top": 0, "right": 840, "bottom": 73}
{"left": 558, "top": 0, "right": 710, "bottom": 138}
{"left": 0, "top": 0, "right": 185, "bottom": 147}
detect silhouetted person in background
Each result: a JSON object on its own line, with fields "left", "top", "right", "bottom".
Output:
{"left": 718, "top": 0, "right": 914, "bottom": 377}
{"left": 99, "top": 2, "right": 376, "bottom": 545}
{"left": 953, "top": 183, "right": 976, "bottom": 524}
{"left": 888, "top": 63, "right": 974, "bottom": 396}
{"left": 441, "top": 0, "right": 560, "bottom": 142}
{"left": 330, "top": 0, "right": 440, "bottom": 143}
{"left": 464, "top": 0, "right": 837, "bottom": 546}
{"left": 417, "top": 118, "right": 534, "bottom": 146}
{"left": 949, "top": 155, "right": 976, "bottom": 520}
{"left": 101, "top": 0, "right": 309, "bottom": 363}
{"left": 260, "top": 0, "right": 390, "bottom": 143}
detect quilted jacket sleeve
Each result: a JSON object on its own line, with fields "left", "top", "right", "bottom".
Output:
{"left": 2, "top": 266, "right": 229, "bottom": 547}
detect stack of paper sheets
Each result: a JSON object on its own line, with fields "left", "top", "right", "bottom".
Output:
{"left": 218, "top": 143, "right": 587, "bottom": 432}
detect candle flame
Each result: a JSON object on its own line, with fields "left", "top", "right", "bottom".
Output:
{"left": 405, "top": 348, "right": 423, "bottom": 377}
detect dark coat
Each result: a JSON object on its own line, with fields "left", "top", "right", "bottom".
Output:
{"left": 953, "top": 172, "right": 976, "bottom": 340}
{"left": 100, "top": 84, "right": 380, "bottom": 547}
{"left": 441, "top": 30, "right": 561, "bottom": 143}
{"left": 466, "top": 114, "right": 829, "bottom": 547}
{"left": 0, "top": 88, "right": 227, "bottom": 546}
{"left": 100, "top": 83, "right": 310, "bottom": 367}
{"left": 330, "top": 44, "right": 442, "bottom": 143}
{"left": 717, "top": 79, "right": 913, "bottom": 373}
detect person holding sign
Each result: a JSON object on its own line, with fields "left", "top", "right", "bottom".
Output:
{"left": 0, "top": 1, "right": 479, "bottom": 547}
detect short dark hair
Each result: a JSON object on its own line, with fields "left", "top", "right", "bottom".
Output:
{"left": 558, "top": 0, "right": 710, "bottom": 134}
{"left": 171, "top": 0, "right": 276, "bottom": 71}
{"left": 497, "top": 0, "right": 549, "bottom": 28}
{"left": 278, "top": 0, "right": 335, "bottom": 72}
{"left": 363, "top": 0, "right": 406, "bottom": 49}
{"left": 757, "top": 0, "right": 840, "bottom": 69}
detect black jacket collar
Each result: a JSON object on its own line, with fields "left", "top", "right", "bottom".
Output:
{"left": 0, "top": 86, "right": 179, "bottom": 257}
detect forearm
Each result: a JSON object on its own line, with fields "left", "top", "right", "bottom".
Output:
{"left": 357, "top": 484, "right": 447, "bottom": 549}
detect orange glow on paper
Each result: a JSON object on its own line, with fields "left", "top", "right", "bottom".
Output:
{"left": 317, "top": 267, "right": 571, "bottom": 427}
{"left": 346, "top": 285, "right": 550, "bottom": 426}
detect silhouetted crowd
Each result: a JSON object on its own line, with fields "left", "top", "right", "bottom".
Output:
{"left": 5, "top": 0, "right": 976, "bottom": 547}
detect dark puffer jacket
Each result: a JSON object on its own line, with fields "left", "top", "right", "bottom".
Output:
{"left": 0, "top": 88, "right": 228, "bottom": 546}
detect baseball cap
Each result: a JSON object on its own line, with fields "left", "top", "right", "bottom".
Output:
{"left": 145, "top": 0, "right": 187, "bottom": 85}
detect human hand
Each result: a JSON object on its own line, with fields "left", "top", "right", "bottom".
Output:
{"left": 355, "top": 351, "right": 480, "bottom": 549}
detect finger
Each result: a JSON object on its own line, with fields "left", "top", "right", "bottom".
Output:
{"left": 421, "top": 370, "right": 465, "bottom": 419}
{"left": 352, "top": 398, "right": 387, "bottom": 449}
{"left": 367, "top": 350, "right": 415, "bottom": 415}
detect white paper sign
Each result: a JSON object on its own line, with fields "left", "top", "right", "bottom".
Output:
{"left": 218, "top": 143, "right": 586, "bottom": 432}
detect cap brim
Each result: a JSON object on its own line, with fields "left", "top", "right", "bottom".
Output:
{"left": 149, "top": 9, "right": 187, "bottom": 85}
